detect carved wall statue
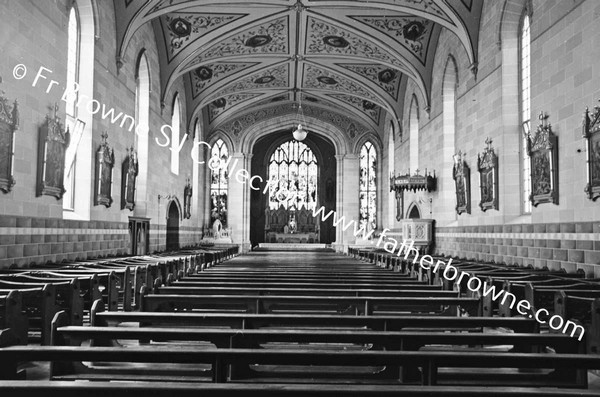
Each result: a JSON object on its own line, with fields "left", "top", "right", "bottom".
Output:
{"left": 0, "top": 86, "right": 19, "bottom": 193}
{"left": 37, "top": 103, "right": 70, "bottom": 199}
{"left": 121, "top": 146, "right": 138, "bottom": 211}
{"left": 526, "top": 112, "right": 558, "bottom": 206}
{"left": 94, "top": 131, "right": 114, "bottom": 207}
{"left": 395, "top": 189, "right": 404, "bottom": 221}
{"left": 453, "top": 150, "right": 470, "bottom": 215}
{"left": 582, "top": 100, "right": 600, "bottom": 201}
{"left": 183, "top": 178, "right": 192, "bottom": 219}
{"left": 477, "top": 137, "right": 498, "bottom": 212}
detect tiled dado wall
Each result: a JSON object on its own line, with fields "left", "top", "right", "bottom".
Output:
{"left": 435, "top": 222, "right": 600, "bottom": 278}
{"left": 0, "top": 214, "right": 203, "bottom": 269}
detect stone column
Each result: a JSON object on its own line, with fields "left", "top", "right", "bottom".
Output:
{"left": 227, "top": 152, "right": 252, "bottom": 252}
{"left": 332, "top": 154, "right": 360, "bottom": 253}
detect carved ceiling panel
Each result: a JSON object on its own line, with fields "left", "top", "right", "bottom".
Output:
{"left": 327, "top": 93, "right": 382, "bottom": 125}
{"left": 160, "top": 12, "right": 246, "bottom": 62}
{"left": 182, "top": 16, "right": 290, "bottom": 69}
{"left": 114, "top": 0, "right": 483, "bottom": 141}
{"left": 208, "top": 93, "right": 263, "bottom": 124}
{"left": 349, "top": 15, "right": 433, "bottom": 65}
{"left": 305, "top": 16, "right": 406, "bottom": 69}
{"left": 336, "top": 63, "right": 403, "bottom": 102}
{"left": 303, "top": 64, "right": 384, "bottom": 107}
{"left": 212, "top": 63, "right": 290, "bottom": 99}
{"left": 190, "top": 62, "right": 258, "bottom": 99}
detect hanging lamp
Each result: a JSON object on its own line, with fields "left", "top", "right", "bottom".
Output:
{"left": 292, "top": 91, "right": 308, "bottom": 141}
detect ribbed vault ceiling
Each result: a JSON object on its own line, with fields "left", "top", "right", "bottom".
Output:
{"left": 114, "top": 0, "right": 482, "bottom": 140}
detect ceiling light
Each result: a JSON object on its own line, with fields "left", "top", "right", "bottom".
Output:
{"left": 292, "top": 92, "right": 308, "bottom": 141}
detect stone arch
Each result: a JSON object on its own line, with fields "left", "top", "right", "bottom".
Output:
{"left": 409, "top": 95, "right": 420, "bottom": 173}
{"left": 239, "top": 114, "right": 351, "bottom": 156}
{"left": 166, "top": 198, "right": 181, "bottom": 251}
{"left": 406, "top": 201, "right": 422, "bottom": 219}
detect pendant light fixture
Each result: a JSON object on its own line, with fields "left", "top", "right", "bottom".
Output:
{"left": 292, "top": 91, "right": 308, "bottom": 141}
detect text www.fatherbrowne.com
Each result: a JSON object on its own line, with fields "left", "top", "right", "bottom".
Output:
{"left": 311, "top": 205, "right": 585, "bottom": 342}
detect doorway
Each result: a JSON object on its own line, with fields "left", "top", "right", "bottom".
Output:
{"left": 166, "top": 201, "right": 180, "bottom": 251}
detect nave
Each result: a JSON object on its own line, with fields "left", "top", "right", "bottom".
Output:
{"left": 1, "top": 247, "right": 600, "bottom": 396}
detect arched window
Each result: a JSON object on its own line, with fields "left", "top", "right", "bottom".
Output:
{"left": 359, "top": 141, "right": 377, "bottom": 231}
{"left": 171, "top": 94, "right": 181, "bottom": 174}
{"left": 409, "top": 96, "right": 419, "bottom": 173}
{"left": 135, "top": 52, "right": 150, "bottom": 211}
{"left": 210, "top": 139, "right": 229, "bottom": 226}
{"left": 443, "top": 57, "right": 458, "bottom": 216}
{"left": 520, "top": 13, "right": 532, "bottom": 213}
{"left": 63, "top": 6, "right": 80, "bottom": 211}
{"left": 268, "top": 140, "right": 318, "bottom": 211}
{"left": 388, "top": 123, "right": 395, "bottom": 224}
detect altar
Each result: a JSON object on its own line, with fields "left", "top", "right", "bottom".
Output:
{"left": 264, "top": 205, "right": 319, "bottom": 243}
{"left": 271, "top": 233, "right": 316, "bottom": 244}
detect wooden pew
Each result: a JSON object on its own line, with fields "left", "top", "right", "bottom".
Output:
{"left": 2, "top": 382, "right": 600, "bottom": 397}
{"left": 0, "top": 291, "right": 27, "bottom": 346}
{"left": 554, "top": 290, "right": 600, "bottom": 353}
{"left": 0, "top": 277, "right": 83, "bottom": 326}
{"left": 173, "top": 280, "right": 430, "bottom": 289}
{"left": 0, "top": 345, "right": 596, "bottom": 387}
{"left": 90, "top": 297, "right": 538, "bottom": 332}
{"left": 139, "top": 293, "right": 482, "bottom": 316}
{"left": 0, "top": 284, "right": 56, "bottom": 345}
{"left": 156, "top": 285, "right": 459, "bottom": 298}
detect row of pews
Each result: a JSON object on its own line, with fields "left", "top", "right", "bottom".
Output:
{"left": 0, "top": 246, "right": 599, "bottom": 395}
{"left": 0, "top": 246, "right": 238, "bottom": 345}
{"left": 350, "top": 247, "right": 600, "bottom": 353}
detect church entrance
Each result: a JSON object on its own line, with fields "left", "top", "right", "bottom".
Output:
{"left": 250, "top": 131, "right": 336, "bottom": 246}
{"left": 166, "top": 201, "right": 180, "bottom": 251}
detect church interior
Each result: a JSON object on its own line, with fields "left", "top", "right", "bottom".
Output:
{"left": 0, "top": 0, "right": 600, "bottom": 395}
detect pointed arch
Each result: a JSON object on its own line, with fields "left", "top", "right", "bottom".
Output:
{"left": 359, "top": 140, "right": 378, "bottom": 231}
{"left": 409, "top": 95, "right": 420, "bottom": 173}
{"left": 134, "top": 50, "right": 150, "bottom": 215}
{"left": 170, "top": 93, "right": 182, "bottom": 175}
{"left": 63, "top": 0, "right": 95, "bottom": 220}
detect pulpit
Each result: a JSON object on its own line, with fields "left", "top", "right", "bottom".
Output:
{"left": 265, "top": 205, "right": 319, "bottom": 243}
{"left": 400, "top": 219, "right": 434, "bottom": 254}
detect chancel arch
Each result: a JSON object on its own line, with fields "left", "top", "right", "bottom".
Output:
{"left": 249, "top": 131, "right": 337, "bottom": 247}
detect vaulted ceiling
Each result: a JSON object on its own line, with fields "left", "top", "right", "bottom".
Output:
{"left": 114, "top": 0, "right": 482, "bottom": 140}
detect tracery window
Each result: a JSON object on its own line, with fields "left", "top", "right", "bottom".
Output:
{"left": 210, "top": 139, "right": 228, "bottom": 226}
{"left": 359, "top": 141, "right": 377, "bottom": 231}
{"left": 520, "top": 13, "right": 532, "bottom": 213}
{"left": 63, "top": 6, "right": 80, "bottom": 211}
{"left": 268, "top": 140, "right": 318, "bottom": 210}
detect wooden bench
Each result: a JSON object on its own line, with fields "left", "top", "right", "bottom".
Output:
{"left": 156, "top": 285, "right": 459, "bottom": 298}
{"left": 0, "top": 291, "right": 27, "bottom": 346}
{"left": 139, "top": 293, "right": 482, "bottom": 316}
{"left": 0, "top": 346, "right": 595, "bottom": 387}
{"left": 0, "top": 285, "right": 56, "bottom": 345}
{"left": 90, "top": 299, "right": 539, "bottom": 332}
{"left": 0, "top": 277, "right": 83, "bottom": 326}
{"left": 2, "top": 382, "right": 600, "bottom": 397}
{"left": 173, "top": 280, "right": 430, "bottom": 289}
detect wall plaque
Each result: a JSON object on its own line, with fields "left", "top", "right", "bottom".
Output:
{"left": 477, "top": 137, "right": 498, "bottom": 211}
{"left": 37, "top": 104, "right": 70, "bottom": 199}
{"left": 583, "top": 101, "right": 600, "bottom": 201}
{"left": 0, "top": 86, "right": 19, "bottom": 193}
{"left": 526, "top": 112, "right": 558, "bottom": 206}
{"left": 94, "top": 131, "right": 114, "bottom": 207}
{"left": 121, "top": 146, "right": 138, "bottom": 211}
{"left": 453, "top": 150, "right": 471, "bottom": 215}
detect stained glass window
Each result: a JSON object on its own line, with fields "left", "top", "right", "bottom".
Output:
{"left": 360, "top": 141, "right": 377, "bottom": 231}
{"left": 268, "top": 140, "right": 318, "bottom": 210}
{"left": 210, "top": 139, "right": 228, "bottom": 226}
